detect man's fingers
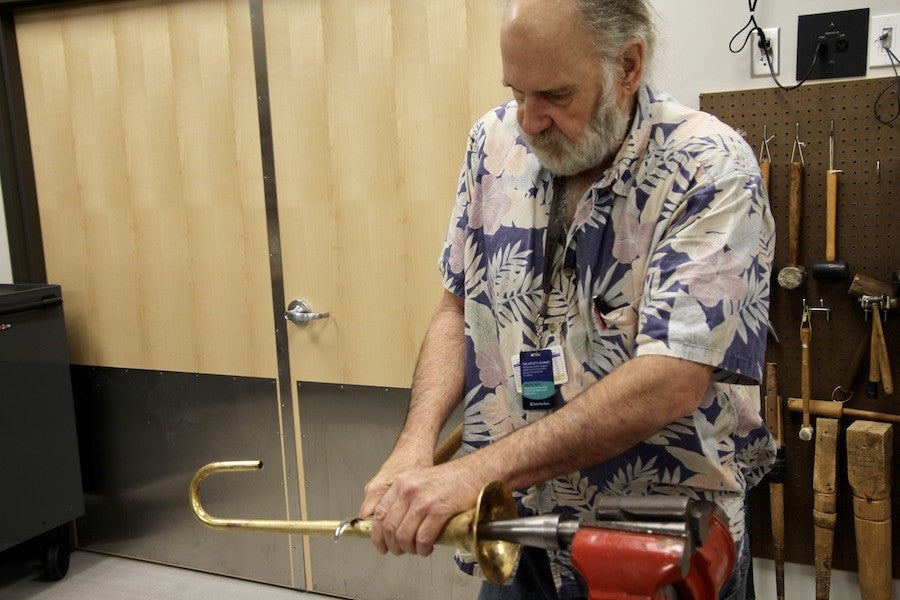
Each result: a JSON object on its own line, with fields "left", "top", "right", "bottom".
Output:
{"left": 370, "top": 503, "right": 389, "bottom": 555}
{"left": 380, "top": 499, "right": 410, "bottom": 556}
{"left": 412, "top": 513, "right": 447, "bottom": 557}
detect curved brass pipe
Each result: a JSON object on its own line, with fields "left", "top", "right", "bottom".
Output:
{"left": 189, "top": 460, "right": 521, "bottom": 585}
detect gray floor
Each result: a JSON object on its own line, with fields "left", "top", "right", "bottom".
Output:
{"left": 0, "top": 549, "right": 334, "bottom": 600}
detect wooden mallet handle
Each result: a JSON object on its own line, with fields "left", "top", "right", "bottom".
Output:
{"left": 760, "top": 158, "right": 771, "bottom": 197}
{"left": 800, "top": 321, "right": 813, "bottom": 441}
{"left": 847, "top": 421, "right": 893, "bottom": 600}
{"left": 872, "top": 309, "right": 893, "bottom": 395}
{"left": 433, "top": 423, "right": 463, "bottom": 465}
{"left": 777, "top": 162, "right": 806, "bottom": 289}
{"left": 825, "top": 169, "right": 840, "bottom": 261}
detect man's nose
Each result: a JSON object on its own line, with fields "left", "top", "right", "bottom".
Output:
{"left": 518, "top": 96, "right": 552, "bottom": 136}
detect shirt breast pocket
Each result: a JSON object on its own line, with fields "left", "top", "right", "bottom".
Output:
{"left": 590, "top": 295, "right": 640, "bottom": 368}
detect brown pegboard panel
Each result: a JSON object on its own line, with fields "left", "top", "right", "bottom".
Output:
{"left": 701, "top": 77, "right": 899, "bottom": 578}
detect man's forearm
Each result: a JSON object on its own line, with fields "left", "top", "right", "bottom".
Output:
{"left": 457, "top": 354, "right": 712, "bottom": 491}
{"left": 393, "top": 290, "right": 466, "bottom": 457}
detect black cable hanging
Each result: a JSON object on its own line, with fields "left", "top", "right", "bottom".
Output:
{"left": 729, "top": 0, "right": 824, "bottom": 92}
{"left": 873, "top": 44, "right": 900, "bottom": 124}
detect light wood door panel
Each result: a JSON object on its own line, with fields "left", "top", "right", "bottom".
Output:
{"left": 16, "top": 0, "right": 276, "bottom": 378}
{"left": 266, "top": 0, "right": 508, "bottom": 389}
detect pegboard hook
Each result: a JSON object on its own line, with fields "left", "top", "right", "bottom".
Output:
{"left": 802, "top": 298, "right": 831, "bottom": 322}
{"left": 790, "top": 123, "right": 805, "bottom": 166}
{"left": 758, "top": 124, "right": 775, "bottom": 163}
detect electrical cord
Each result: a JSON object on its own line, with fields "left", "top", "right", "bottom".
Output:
{"left": 729, "top": 1, "right": 823, "bottom": 92}
{"left": 873, "top": 40, "right": 900, "bottom": 124}
{"left": 762, "top": 32, "right": 825, "bottom": 92}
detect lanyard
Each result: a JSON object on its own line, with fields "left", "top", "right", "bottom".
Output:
{"left": 538, "top": 178, "right": 566, "bottom": 326}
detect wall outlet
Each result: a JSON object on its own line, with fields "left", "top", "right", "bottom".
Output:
{"left": 869, "top": 13, "right": 900, "bottom": 68}
{"left": 751, "top": 27, "right": 780, "bottom": 77}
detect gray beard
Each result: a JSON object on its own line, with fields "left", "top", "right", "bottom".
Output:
{"left": 520, "top": 91, "right": 630, "bottom": 177}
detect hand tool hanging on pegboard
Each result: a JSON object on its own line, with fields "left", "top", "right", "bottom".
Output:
{"left": 764, "top": 363, "right": 786, "bottom": 600}
{"left": 847, "top": 422, "right": 893, "bottom": 600}
{"left": 799, "top": 300, "right": 831, "bottom": 441}
{"left": 812, "top": 418, "right": 839, "bottom": 600}
{"left": 757, "top": 125, "right": 774, "bottom": 196}
{"left": 778, "top": 124, "right": 806, "bottom": 290}
{"left": 848, "top": 273, "right": 897, "bottom": 399}
{"left": 812, "top": 121, "right": 850, "bottom": 282}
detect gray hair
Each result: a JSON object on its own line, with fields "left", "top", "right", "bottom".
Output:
{"left": 573, "top": 0, "right": 657, "bottom": 67}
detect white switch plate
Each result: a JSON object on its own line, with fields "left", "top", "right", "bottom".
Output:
{"left": 869, "top": 13, "right": 900, "bottom": 68}
{"left": 751, "top": 27, "right": 780, "bottom": 77}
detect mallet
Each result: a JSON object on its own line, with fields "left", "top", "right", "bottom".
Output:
{"left": 778, "top": 125, "right": 806, "bottom": 289}
{"left": 811, "top": 121, "right": 849, "bottom": 281}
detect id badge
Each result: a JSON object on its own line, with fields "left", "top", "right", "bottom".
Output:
{"left": 518, "top": 349, "right": 556, "bottom": 410}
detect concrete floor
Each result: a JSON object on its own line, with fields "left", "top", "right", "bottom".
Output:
{"left": 0, "top": 548, "right": 333, "bottom": 600}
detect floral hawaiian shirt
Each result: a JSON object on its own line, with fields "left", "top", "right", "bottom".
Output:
{"left": 438, "top": 86, "right": 776, "bottom": 597}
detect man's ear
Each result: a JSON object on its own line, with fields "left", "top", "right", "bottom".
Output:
{"left": 618, "top": 37, "right": 645, "bottom": 92}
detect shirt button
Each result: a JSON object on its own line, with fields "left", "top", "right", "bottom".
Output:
{"left": 563, "top": 268, "right": 574, "bottom": 278}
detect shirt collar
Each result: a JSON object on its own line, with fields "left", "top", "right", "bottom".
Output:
{"left": 596, "top": 84, "right": 655, "bottom": 197}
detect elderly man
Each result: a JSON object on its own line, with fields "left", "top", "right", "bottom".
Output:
{"left": 359, "top": 1, "right": 775, "bottom": 599}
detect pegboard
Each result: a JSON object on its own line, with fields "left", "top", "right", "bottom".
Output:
{"left": 701, "top": 77, "right": 899, "bottom": 578}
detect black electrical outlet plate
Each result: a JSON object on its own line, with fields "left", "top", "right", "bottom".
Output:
{"left": 797, "top": 8, "right": 869, "bottom": 81}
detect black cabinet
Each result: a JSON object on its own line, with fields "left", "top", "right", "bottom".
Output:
{"left": 0, "top": 284, "right": 84, "bottom": 578}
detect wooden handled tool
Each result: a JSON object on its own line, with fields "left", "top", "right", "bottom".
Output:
{"left": 846, "top": 421, "right": 893, "bottom": 600}
{"left": 849, "top": 273, "right": 895, "bottom": 300}
{"left": 799, "top": 306, "right": 814, "bottom": 441}
{"left": 838, "top": 331, "right": 871, "bottom": 401}
{"left": 757, "top": 125, "right": 773, "bottom": 197}
{"left": 812, "top": 418, "right": 839, "bottom": 600}
{"left": 433, "top": 423, "right": 463, "bottom": 465}
{"left": 777, "top": 160, "right": 806, "bottom": 289}
{"left": 786, "top": 397, "right": 900, "bottom": 424}
{"left": 868, "top": 309, "right": 883, "bottom": 399}
{"left": 812, "top": 121, "right": 849, "bottom": 280}
{"left": 824, "top": 167, "right": 840, "bottom": 262}
{"left": 865, "top": 305, "right": 894, "bottom": 398}
{"left": 872, "top": 308, "right": 893, "bottom": 395}
{"left": 764, "top": 363, "right": 786, "bottom": 600}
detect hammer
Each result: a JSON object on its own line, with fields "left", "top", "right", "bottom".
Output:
{"left": 778, "top": 125, "right": 806, "bottom": 289}
{"left": 811, "top": 121, "right": 849, "bottom": 281}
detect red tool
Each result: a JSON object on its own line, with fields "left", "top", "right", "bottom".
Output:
{"left": 482, "top": 497, "right": 736, "bottom": 600}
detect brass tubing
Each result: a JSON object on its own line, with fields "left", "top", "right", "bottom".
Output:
{"left": 189, "top": 460, "right": 521, "bottom": 584}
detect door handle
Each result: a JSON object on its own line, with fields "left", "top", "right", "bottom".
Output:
{"left": 285, "top": 299, "right": 329, "bottom": 325}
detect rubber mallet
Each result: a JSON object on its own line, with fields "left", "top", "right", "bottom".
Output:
{"left": 812, "top": 121, "right": 849, "bottom": 281}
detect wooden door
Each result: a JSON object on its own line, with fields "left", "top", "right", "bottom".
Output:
{"left": 263, "top": 0, "right": 508, "bottom": 596}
